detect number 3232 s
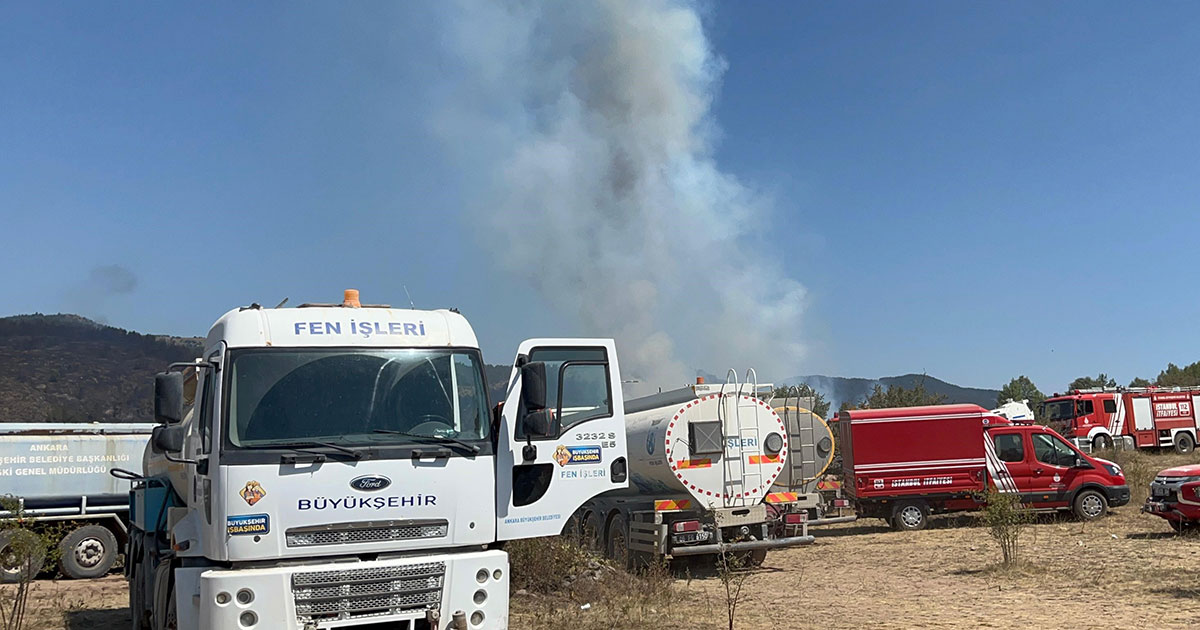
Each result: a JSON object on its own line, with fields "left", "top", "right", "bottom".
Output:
{"left": 574, "top": 432, "right": 616, "bottom": 441}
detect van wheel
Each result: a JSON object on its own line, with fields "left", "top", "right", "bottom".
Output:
{"left": 1174, "top": 432, "right": 1195, "bottom": 454}
{"left": 0, "top": 530, "right": 45, "bottom": 584}
{"left": 58, "top": 525, "right": 118, "bottom": 579}
{"left": 1073, "top": 489, "right": 1107, "bottom": 520}
{"left": 1092, "top": 434, "right": 1113, "bottom": 451}
{"left": 891, "top": 502, "right": 929, "bottom": 531}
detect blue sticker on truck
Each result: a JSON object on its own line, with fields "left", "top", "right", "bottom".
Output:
{"left": 553, "top": 445, "right": 602, "bottom": 467}
{"left": 227, "top": 514, "right": 270, "bottom": 536}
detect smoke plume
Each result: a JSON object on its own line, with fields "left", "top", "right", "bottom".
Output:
{"left": 65, "top": 264, "right": 138, "bottom": 324}
{"left": 436, "top": 0, "right": 805, "bottom": 394}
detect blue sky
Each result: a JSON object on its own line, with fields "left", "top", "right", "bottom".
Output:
{"left": 2, "top": 2, "right": 1198, "bottom": 392}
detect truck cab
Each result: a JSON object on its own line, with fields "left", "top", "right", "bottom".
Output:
{"left": 127, "top": 291, "right": 629, "bottom": 630}
{"left": 984, "top": 422, "right": 1130, "bottom": 519}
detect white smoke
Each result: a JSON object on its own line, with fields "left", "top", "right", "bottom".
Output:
{"left": 435, "top": 0, "right": 805, "bottom": 394}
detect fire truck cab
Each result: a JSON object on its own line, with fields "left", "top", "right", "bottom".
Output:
{"left": 1041, "top": 387, "right": 1200, "bottom": 454}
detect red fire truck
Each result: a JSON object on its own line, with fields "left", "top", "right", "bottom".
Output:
{"left": 840, "top": 404, "right": 1129, "bottom": 530}
{"left": 1144, "top": 463, "right": 1200, "bottom": 532}
{"left": 1040, "top": 387, "right": 1200, "bottom": 454}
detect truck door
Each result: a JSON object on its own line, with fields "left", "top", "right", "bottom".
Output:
{"left": 495, "top": 339, "right": 629, "bottom": 540}
{"left": 1025, "top": 431, "right": 1078, "bottom": 506}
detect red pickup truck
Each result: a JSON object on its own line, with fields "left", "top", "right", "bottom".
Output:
{"left": 840, "top": 404, "right": 1130, "bottom": 530}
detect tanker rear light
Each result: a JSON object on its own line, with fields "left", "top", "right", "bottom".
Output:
{"left": 672, "top": 520, "right": 701, "bottom": 533}
{"left": 783, "top": 512, "right": 807, "bottom": 525}
{"left": 832, "top": 498, "right": 850, "bottom": 508}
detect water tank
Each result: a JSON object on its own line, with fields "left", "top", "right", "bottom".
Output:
{"left": 618, "top": 383, "right": 789, "bottom": 508}
{"left": 769, "top": 398, "right": 835, "bottom": 494}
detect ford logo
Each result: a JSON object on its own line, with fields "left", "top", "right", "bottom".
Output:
{"left": 350, "top": 475, "right": 392, "bottom": 492}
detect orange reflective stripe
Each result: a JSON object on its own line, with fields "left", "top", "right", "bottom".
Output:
{"left": 749, "top": 454, "right": 781, "bottom": 464}
{"left": 654, "top": 500, "right": 693, "bottom": 511}
{"left": 816, "top": 480, "right": 843, "bottom": 490}
{"left": 765, "top": 492, "right": 799, "bottom": 504}
{"left": 677, "top": 459, "right": 712, "bottom": 469}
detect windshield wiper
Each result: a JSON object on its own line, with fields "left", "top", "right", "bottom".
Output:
{"left": 373, "top": 429, "right": 480, "bottom": 454}
{"left": 270, "top": 440, "right": 364, "bottom": 460}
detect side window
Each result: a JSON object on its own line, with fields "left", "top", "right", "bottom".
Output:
{"left": 521, "top": 347, "right": 612, "bottom": 438}
{"left": 1103, "top": 399, "right": 1117, "bottom": 414}
{"left": 199, "top": 369, "right": 216, "bottom": 454}
{"left": 1083, "top": 400, "right": 1094, "bottom": 415}
{"left": 992, "top": 433, "right": 1025, "bottom": 463}
{"left": 1032, "top": 433, "right": 1075, "bottom": 467}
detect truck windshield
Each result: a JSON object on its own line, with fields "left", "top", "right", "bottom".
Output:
{"left": 225, "top": 348, "right": 490, "bottom": 448}
{"left": 1040, "top": 400, "right": 1076, "bottom": 422}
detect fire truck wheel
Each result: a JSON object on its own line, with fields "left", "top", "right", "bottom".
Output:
{"left": 1168, "top": 519, "right": 1193, "bottom": 533}
{"left": 1174, "top": 432, "right": 1195, "bottom": 455}
{"left": 1072, "top": 489, "right": 1107, "bottom": 520}
{"left": 58, "top": 524, "right": 118, "bottom": 579}
{"left": 0, "top": 530, "right": 45, "bottom": 584}
{"left": 891, "top": 502, "right": 929, "bottom": 531}
{"left": 1091, "top": 434, "right": 1113, "bottom": 451}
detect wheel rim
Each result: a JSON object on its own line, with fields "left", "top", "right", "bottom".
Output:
{"left": 0, "top": 548, "right": 21, "bottom": 577}
{"left": 1082, "top": 494, "right": 1104, "bottom": 518}
{"left": 73, "top": 537, "right": 105, "bottom": 569}
{"left": 900, "top": 506, "right": 923, "bottom": 528}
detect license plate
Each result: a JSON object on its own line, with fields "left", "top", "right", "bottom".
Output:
{"left": 1152, "top": 486, "right": 1170, "bottom": 497}
{"left": 674, "top": 532, "right": 703, "bottom": 544}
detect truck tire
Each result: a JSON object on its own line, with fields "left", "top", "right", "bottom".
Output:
{"left": 1092, "top": 434, "right": 1113, "bottom": 451}
{"left": 0, "top": 529, "right": 45, "bottom": 584}
{"left": 58, "top": 524, "right": 119, "bottom": 579}
{"left": 1174, "top": 432, "right": 1195, "bottom": 454}
{"left": 891, "top": 502, "right": 929, "bottom": 531}
{"left": 1072, "top": 489, "right": 1107, "bottom": 521}
{"left": 606, "top": 513, "right": 632, "bottom": 570}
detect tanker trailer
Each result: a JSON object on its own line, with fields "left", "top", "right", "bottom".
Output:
{"left": 569, "top": 378, "right": 814, "bottom": 568}
{"left": 764, "top": 396, "right": 856, "bottom": 534}
{"left": 0, "top": 422, "right": 154, "bottom": 581}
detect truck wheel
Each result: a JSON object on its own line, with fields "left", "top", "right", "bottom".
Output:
{"left": 1174, "top": 432, "right": 1195, "bottom": 454}
{"left": 1072, "top": 489, "right": 1107, "bottom": 520}
{"left": 1092, "top": 434, "right": 1113, "bottom": 451}
{"left": 58, "top": 525, "right": 118, "bottom": 579}
{"left": 0, "top": 530, "right": 45, "bottom": 584}
{"left": 891, "top": 502, "right": 929, "bottom": 531}
{"left": 1168, "top": 519, "right": 1193, "bottom": 534}
{"left": 606, "top": 513, "right": 632, "bottom": 570}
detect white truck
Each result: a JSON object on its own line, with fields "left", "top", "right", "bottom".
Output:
{"left": 126, "top": 290, "right": 630, "bottom": 630}
{"left": 570, "top": 377, "right": 815, "bottom": 568}
{"left": 0, "top": 423, "right": 153, "bottom": 581}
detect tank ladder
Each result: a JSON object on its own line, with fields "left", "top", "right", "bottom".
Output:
{"left": 738, "top": 369, "right": 766, "bottom": 505}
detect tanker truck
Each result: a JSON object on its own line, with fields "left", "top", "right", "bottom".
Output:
{"left": 125, "top": 290, "right": 630, "bottom": 630}
{"left": 0, "top": 423, "right": 153, "bottom": 581}
{"left": 762, "top": 396, "right": 855, "bottom": 535}
{"left": 568, "top": 376, "right": 815, "bottom": 568}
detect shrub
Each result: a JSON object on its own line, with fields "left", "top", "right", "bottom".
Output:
{"left": 981, "top": 490, "right": 1031, "bottom": 568}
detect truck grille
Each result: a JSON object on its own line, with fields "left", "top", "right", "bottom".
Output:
{"left": 286, "top": 519, "right": 448, "bottom": 547}
{"left": 292, "top": 561, "right": 445, "bottom": 623}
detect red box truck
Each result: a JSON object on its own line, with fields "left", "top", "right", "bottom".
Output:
{"left": 840, "top": 404, "right": 1129, "bottom": 530}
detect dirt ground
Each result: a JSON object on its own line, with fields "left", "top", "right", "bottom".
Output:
{"left": 11, "top": 451, "right": 1200, "bottom": 630}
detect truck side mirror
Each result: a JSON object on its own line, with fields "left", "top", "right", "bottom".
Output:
{"left": 152, "top": 424, "right": 186, "bottom": 453}
{"left": 520, "top": 362, "right": 548, "bottom": 411}
{"left": 154, "top": 372, "right": 185, "bottom": 425}
{"left": 521, "top": 409, "right": 559, "bottom": 439}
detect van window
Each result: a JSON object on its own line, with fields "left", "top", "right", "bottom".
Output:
{"left": 992, "top": 434, "right": 1024, "bottom": 463}
{"left": 1032, "top": 433, "right": 1077, "bottom": 467}
{"left": 1103, "top": 399, "right": 1117, "bottom": 414}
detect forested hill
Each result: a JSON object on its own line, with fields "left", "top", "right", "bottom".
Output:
{"left": 0, "top": 314, "right": 203, "bottom": 423}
